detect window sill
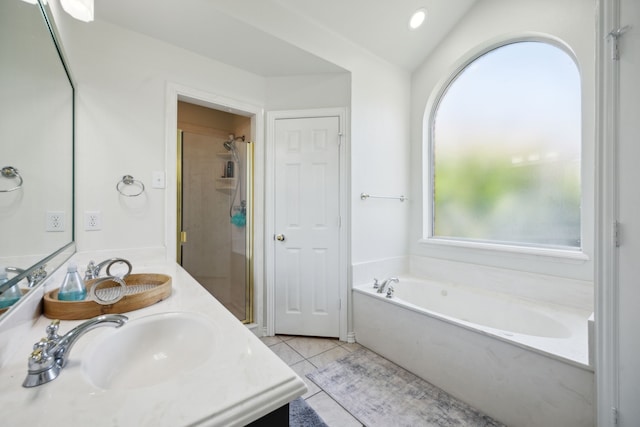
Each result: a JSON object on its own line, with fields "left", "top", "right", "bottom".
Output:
{"left": 418, "top": 237, "right": 590, "bottom": 264}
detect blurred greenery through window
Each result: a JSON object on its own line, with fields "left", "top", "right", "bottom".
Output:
{"left": 431, "top": 41, "right": 581, "bottom": 249}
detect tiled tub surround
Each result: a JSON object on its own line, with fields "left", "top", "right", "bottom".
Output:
{"left": 0, "top": 251, "right": 306, "bottom": 427}
{"left": 353, "top": 276, "right": 595, "bottom": 427}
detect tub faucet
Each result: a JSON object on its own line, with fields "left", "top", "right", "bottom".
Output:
{"left": 377, "top": 277, "right": 399, "bottom": 293}
{"left": 22, "top": 314, "right": 128, "bottom": 387}
{"left": 84, "top": 258, "right": 132, "bottom": 281}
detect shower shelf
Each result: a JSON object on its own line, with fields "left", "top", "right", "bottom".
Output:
{"left": 216, "top": 177, "right": 237, "bottom": 191}
{"left": 216, "top": 152, "right": 237, "bottom": 189}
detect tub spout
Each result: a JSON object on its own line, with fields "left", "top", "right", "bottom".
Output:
{"left": 377, "top": 277, "right": 399, "bottom": 293}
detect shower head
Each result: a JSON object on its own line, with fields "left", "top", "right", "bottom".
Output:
{"left": 223, "top": 141, "right": 235, "bottom": 151}
{"left": 223, "top": 134, "right": 245, "bottom": 152}
{"left": 223, "top": 134, "right": 236, "bottom": 153}
{"left": 223, "top": 134, "right": 241, "bottom": 163}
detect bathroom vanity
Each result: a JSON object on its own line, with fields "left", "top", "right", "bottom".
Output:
{"left": 0, "top": 252, "right": 306, "bottom": 426}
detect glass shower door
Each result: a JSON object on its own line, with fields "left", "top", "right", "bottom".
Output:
{"left": 177, "top": 129, "right": 253, "bottom": 323}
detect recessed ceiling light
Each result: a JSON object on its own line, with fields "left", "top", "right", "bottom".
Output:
{"left": 409, "top": 8, "right": 427, "bottom": 30}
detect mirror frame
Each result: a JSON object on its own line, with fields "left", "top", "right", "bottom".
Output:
{"left": 0, "top": 0, "right": 76, "bottom": 315}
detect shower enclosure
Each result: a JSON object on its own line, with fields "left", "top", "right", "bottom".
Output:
{"left": 176, "top": 101, "right": 253, "bottom": 323}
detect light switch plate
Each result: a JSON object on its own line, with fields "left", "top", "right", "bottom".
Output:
{"left": 152, "top": 171, "right": 165, "bottom": 189}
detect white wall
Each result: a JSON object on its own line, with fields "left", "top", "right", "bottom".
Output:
{"left": 53, "top": 1, "right": 411, "bottom": 287}
{"left": 265, "top": 73, "right": 350, "bottom": 111}
{"left": 409, "top": 0, "right": 596, "bottom": 281}
{"left": 209, "top": 1, "right": 412, "bottom": 279}
{"left": 349, "top": 66, "right": 410, "bottom": 266}
{"left": 50, "top": 13, "right": 265, "bottom": 253}
{"left": 48, "top": 4, "right": 356, "bottom": 335}
{"left": 53, "top": 9, "right": 356, "bottom": 256}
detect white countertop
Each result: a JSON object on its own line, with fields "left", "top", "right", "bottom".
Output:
{"left": 0, "top": 256, "right": 306, "bottom": 426}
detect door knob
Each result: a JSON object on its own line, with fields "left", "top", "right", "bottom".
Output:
{"left": 275, "top": 234, "right": 286, "bottom": 241}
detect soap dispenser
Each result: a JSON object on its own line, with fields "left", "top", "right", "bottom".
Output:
{"left": 57, "top": 262, "right": 87, "bottom": 301}
{"left": 0, "top": 267, "right": 22, "bottom": 309}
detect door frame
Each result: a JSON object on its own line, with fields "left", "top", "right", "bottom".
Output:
{"left": 265, "top": 108, "right": 350, "bottom": 341}
{"left": 595, "top": 0, "right": 621, "bottom": 425}
{"left": 165, "top": 82, "right": 265, "bottom": 331}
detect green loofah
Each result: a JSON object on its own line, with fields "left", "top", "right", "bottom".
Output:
{"left": 231, "top": 212, "right": 246, "bottom": 227}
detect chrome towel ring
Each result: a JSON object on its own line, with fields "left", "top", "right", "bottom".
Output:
{"left": 116, "top": 175, "right": 145, "bottom": 197}
{"left": 1, "top": 166, "right": 23, "bottom": 193}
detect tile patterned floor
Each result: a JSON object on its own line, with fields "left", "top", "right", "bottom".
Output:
{"left": 260, "top": 335, "right": 364, "bottom": 426}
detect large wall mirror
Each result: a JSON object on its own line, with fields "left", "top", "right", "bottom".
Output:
{"left": 0, "top": 0, "right": 75, "bottom": 316}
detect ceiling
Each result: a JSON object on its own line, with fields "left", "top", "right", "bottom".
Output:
{"left": 273, "top": 0, "right": 477, "bottom": 71}
{"left": 96, "top": 0, "right": 477, "bottom": 76}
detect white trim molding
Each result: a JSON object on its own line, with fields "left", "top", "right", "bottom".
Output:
{"left": 164, "top": 82, "right": 265, "bottom": 331}
{"left": 595, "top": 0, "right": 620, "bottom": 426}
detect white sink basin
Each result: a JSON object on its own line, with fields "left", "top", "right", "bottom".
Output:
{"left": 82, "top": 312, "right": 217, "bottom": 390}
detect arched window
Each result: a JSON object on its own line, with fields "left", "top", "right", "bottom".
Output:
{"left": 428, "top": 41, "right": 581, "bottom": 249}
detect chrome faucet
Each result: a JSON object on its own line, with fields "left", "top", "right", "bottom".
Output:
{"left": 22, "top": 314, "right": 128, "bottom": 387}
{"left": 376, "top": 277, "right": 399, "bottom": 293}
{"left": 28, "top": 265, "right": 48, "bottom": 287}
{"left": 84, "top": 258, "right": 132, "bottom": 281}
{"left": 6, "top": 265, "right": 47, "bottom": 288}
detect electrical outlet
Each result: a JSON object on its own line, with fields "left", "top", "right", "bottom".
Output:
{"left": 46, "top": 211, "right": 65, "bottom": 232}
{"left": 84, "top": 211, "right": 102, "bottom": 231}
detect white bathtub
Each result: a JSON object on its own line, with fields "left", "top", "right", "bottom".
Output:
{"left": 353, "top": 276, "right": 594, "bottom": 427}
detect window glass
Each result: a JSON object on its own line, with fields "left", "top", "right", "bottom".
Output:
{"left": 431, "top": 41, "right": 581, "bottom": 248}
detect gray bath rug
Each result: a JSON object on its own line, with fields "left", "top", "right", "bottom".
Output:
{"left": 290, "top": 397, "right": 329, "bottom": 427}
{"left": 307, "top": 349, "right": 505, "bottom": 427}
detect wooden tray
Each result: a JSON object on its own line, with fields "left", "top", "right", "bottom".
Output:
{"left": 43, "top": 273, "right": 172, "bottom": 320}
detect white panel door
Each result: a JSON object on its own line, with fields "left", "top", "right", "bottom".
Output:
{"left": 274, "top": 116, "right": 341, "bottom": 337}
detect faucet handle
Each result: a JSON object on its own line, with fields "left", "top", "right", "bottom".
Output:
{"left": 386, "top": 286, "right": 395, "bottom": 299}
{"left": 26, "top": 264, "right": 48, "bottom": 288}
{"left": 31, "top": 338, "right": 53, "bottom": 361}
{"left": 46, "top": 319, "right": 61, "bottom": 342}
{"left": 373, "top": 278, "right": 380, "bottom": 289}
{"left": 29, "top": 347, "right": 44, "bottom": 363}
{"left": 84, "top": 260, "right": 97, "bottom": 280}
{"left": 29, "top": 321, "right": 61, "bottom": 363}
{"left": 32, "top": 337, "right": 47, "bottom": 350}
{"left": 24, "top": 338, "right": 61, "bottom": 388}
